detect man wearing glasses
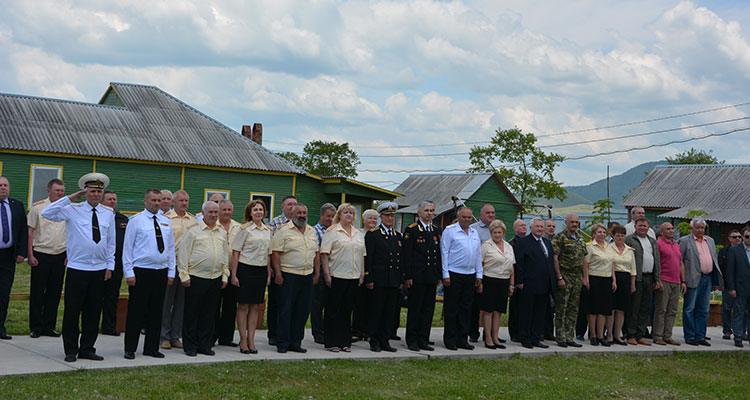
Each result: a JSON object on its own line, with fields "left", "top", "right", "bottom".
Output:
{"left": 720, "top": 230, "right": 744, "bottom": 340}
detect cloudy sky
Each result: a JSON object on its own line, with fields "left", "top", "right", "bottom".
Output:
{"left": 2, "top": 0, "right": 750, "bottom": 193}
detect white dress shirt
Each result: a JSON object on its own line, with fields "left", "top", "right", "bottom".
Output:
{"left": 440, "top": 223, "right": 483, "bottom": 279}
{"left": 122, "top": 209, "right": 176, "bottom": 279}
{"left": 41, "top": 196, "right": 115, "bottom": 271}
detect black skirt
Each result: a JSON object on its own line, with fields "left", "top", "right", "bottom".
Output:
{"left": 480, "top": 276, "right": 510, "bottom": 313}
{"left": 612, "top": 271, "right": 632, "bottom": 312}
{"left": 586, "top": 276, "right": 613, "bottom": 315}
{"left": 236, "top": 262, "right": 268, "bottom": 305}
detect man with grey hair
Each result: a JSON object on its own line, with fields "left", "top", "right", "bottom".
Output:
{"left": 403, "top": 200, "right": 442, "bottom": 351}
{"left": 160, "top": 189, "right": 196, "bottom": 350}
{"left": 679, "top": 217, "right": 722, "bottom": 346}
{"left": 311, "top": 202, "right": 336, "bottom": 344}
{"left": 160, "top": 190, "right": 173, "bottom": 214}
{"left": 214, "top": 199, "right": 241, "bottom": 347}
{"left": 625, "top": 207, "right": 655, "bottom": 239}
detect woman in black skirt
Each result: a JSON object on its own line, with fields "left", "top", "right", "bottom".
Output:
{"left": 607, "top": 224, "right": 637, "bottom": 345}
{"left": 230, "top": 200, "right": 272, "bottom": 354}
{"left": 479, "top": 220, "right": 515, "bottom": 350}
{"left": 584, "top": 224, "right": 616, "bottom": 346}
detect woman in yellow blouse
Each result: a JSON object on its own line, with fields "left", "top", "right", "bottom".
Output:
{"left": 320, "top": 204, "right": 366, "bottom": 352}
{"left": 583, "top": 224, "right": 616, "bottom": 346}
{"left": 607, "top": 224, "right": 637, "bottom": 345}
{"left": 480, "top": 220, "right": 515, "bottom": 349}
{"left": 230, "top": 200, "right": 272, "bottom": 354}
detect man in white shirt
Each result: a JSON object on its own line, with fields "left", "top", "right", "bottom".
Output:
{"left": 440, "top": 206, "right": 482, "bottom": 350}
{"left": 42, "top": 173, "right": 115, "bottom": 362}
{"left": 123, "top": 189, "right": 176, "bottom": 360}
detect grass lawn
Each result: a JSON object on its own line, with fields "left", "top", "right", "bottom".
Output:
{"left": 0, "top": 352, "right": 747, "bottom": 399}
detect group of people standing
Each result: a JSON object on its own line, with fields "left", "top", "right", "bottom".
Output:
{"left": 1, "top": 172, "right": 748, "bottom": 364}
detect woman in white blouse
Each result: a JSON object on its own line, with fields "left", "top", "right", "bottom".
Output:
{"left": 230, "top": 200, "right": 272, "bottom": 354}
{"left": 480, "top": 220, "right": 515, "bottom": 350}
{"left": 320, "top": 203, "right": 366, "bottom": 352}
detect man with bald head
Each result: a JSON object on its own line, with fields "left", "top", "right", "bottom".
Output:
{"left": 653, "top": 222, "right": 684, "bottom": 345}
{"left": 551, "top": 214, "right": 588, "bottom": 348}
{"left": 507, "top": 219, "right": 527, "bottom": 342}
{"left": 625, "top": 207, "right": 655, "bottom": 239}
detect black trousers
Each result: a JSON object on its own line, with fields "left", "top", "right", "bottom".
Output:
{"left": 545, "top": 294, "right": 555, "bottom": 337}
{"left": 182, "top": 276, "right": 221, "bottom": 353}
{"left": 62, "top": 268, "right": 106, "bottom": 356}
{"left": 406, "top": 282, "right": 437, "bottom": 347}
{"left": 101, "top": 262, "right": 123, "bottom": 333}
{"left": 368, "top": 286, "right": 399, "bottom": 347}
{"left": 351, "top": 285, "right": 369, "bottom": 338}
{"left": 507, "top": 291, "right": 520, "bottom": 341}
{"left": 323, "top": 277, "right": 357, "bottom": 348}
{"left": 214, "top": 283, "right": 237, "bottom": 344}
{"left": 520, "top": 290, "right": 548, "bottom": 346}
{"left": 575, "top": 287, "right": 588, "bottom": 337}
{"left": 29, "top": 251, "right": 66, "bottom": 333}
{"left": 266, "top": 280, "right": 280, "bottom": 342}
{"left": 311, "top": 279, "right": 327, "bottom": 341}
{"left": 470, "top": 291, "right": 481, "bottom": 340}
{"left": 0, "top": 248, "right": 15, "bottom": 335}
{"left": 443, "top": 272, "right": 475, "bottom": 347}
{"left": 276, "top": 272, "right": 313, "bottom": 350}
{"left": 124, "top": 268, "right": 168, "bottom": 353}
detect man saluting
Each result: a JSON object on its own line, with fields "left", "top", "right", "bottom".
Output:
{"left": 42, "top": 173, "right": 115, "bottom": 362}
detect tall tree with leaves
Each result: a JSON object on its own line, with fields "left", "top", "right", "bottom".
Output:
{"left": 278, "top": 140, "right": 361, "bottom": 178}
{"left": 666, "top": 147, "right": 724, "bottom": 165}
{"left": 467, "top": 127, "right": 566, "bottom": 215}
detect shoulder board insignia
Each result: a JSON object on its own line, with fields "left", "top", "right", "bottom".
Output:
{"left": 404, "top": 232, "right": 409, "bottom": 239}
{"left": 369, "top": 227, "right": 380, "bottom": 232}
{"left": 395, "top": 229, "right": 401, "bottom": 235}
{"left": 72, "top": 202, "right": 85, "bottom": 207}
{"left": 240, "top": 221, "right": 253, "bottom": 229}
{"left": 407, "top": 222, "right": 417, "bottom": 228}
{"left": 32, "top": 200, "right": 45, "bottom": 206}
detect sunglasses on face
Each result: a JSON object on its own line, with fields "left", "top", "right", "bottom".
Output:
{"left": 731, "top": 235, "right": 741, "bottom": 239}
{"left": 745, "top": 235, "right": 750, "bottom": 239}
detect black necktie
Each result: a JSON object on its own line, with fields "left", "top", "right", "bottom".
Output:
{"left": 91, "top": 208, "right": 100, "bottom": 243}
{"left": 1, "top": 200, "right": 9, "bottom": 244}
{"left": 153, "top": 216, "right": 165, "bottom": 253}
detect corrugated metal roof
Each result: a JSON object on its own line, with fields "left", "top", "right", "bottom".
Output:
{"left": 0, "top": 83, "right": 303, "bottom": 174}
{"left": 623, "top": 164, "right": 750, "bottom": 208}
{"left": 658, "top": 207, "right": 750, "bottom": 224}
{"left": 394, "top": 173, "right": 509, "bottom": 215}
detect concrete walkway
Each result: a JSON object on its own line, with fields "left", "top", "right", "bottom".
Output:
{"left": 0, "top": 326, "right": 745, "bottom": 376}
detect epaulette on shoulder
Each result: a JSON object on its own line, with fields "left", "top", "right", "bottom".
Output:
{"left": 99, "top": 204, "right": 113, "bottom": 212}
{"left": 369, "top": 227, "right": 380, "bottom": 232}
{"left": 407, "top": 222, "right": 417, "bottom": 228}
{"left": 32, "top": 200, "right": 46, "bottom": 206}
{"left": 240, "top": 221, "right": 253, "bottom": 229}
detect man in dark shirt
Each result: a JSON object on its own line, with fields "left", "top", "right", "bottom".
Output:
{"left": 720, "top": 230, "right": 743, "bottom": 339}
{"left": 507, "top": 219, "right": 527, "bottom": 342}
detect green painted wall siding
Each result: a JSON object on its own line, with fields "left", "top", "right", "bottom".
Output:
{"left": 469, "top": 178, "right": 519, "bottom": 236}
{"left": 294, "top": 175, "right": 331, "bottom": 216}
{"left": 99, "top": 89, "right": 125, "bottom": 107}
{"left": 0, "top": 152, "right": 93, "bottom": 209}
{"left": 322, "top": 181, "right": 392, "bottom": 199}
{"left": 182, "top": 168, "right": 294, "bottom": 221}
{"left": 96, "top": 160, "right": 182, "bottom": 213}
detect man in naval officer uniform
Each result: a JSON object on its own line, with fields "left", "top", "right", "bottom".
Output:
{"left": 365, "top": 202, "right": 403, "bottom": 352}
{"left": 42, "top": 173, "right": 115, "bottom": 362}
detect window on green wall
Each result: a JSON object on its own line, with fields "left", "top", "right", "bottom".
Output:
{"left": 29, "top": 165, "right": 62, "bottom": 205}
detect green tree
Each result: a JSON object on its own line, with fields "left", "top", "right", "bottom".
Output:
{"left": 666, "top": 147, "right": 724, "bottom": 165}
{"left": 581, "top": 198, "right": 616, "bottom": 235}
{"left": 467, "top": 127, "right": 566, "bottom": 215}
{"left": 677, "top": 209, "right": 708, "bottom": 236}
{"left": 278, "top": 140, "right": 361, "bottom": 178}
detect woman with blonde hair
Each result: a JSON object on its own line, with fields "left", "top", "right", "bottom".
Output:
{"left": 480, "top": 220, "right": 515, "bottom": 349}
{"left": 230, "top": 200, "right": 272, "bottom": 354}
{"left": 584, "top": 223, "right": 615, "bottom": 346}
{"left": 320, "top": 203, "right": 366, "bottom": 352}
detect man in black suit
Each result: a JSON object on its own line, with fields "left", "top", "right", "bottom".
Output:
{"left": 365, "top": 202, "right": 403, "bottom": 352}
{"left": 727, "top": 227, "right": 750, "bottom": 348}
{"left": 514, "top": 217, "right": 555, "bottom": 349}
{"left": 0, "top": 176, "right": 28, "bottom": 340}
{"left": 403, "top": 200, "right": 442, "bottom": 351}
{"left": 507, "top": 219, "right": 527, "bottom": 342}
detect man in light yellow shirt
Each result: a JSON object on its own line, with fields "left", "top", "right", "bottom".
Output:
{"left": 26, "top": 178, "right": 67, "bottom": 338}
{"left": 270, "top": 203, "right": 320, "bottom": 353}
{"left": 178, "top": 201, "right": 229, "bottom": 357}
{"left": 160, "top": 189, "right": 197, "bottom": 350}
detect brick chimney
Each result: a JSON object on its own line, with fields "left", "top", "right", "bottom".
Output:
{"left": 241, "top": 125, "right": 252, "bottom": 139}
{"left": 251, "top": 123, "right": 263, "bottom": 146}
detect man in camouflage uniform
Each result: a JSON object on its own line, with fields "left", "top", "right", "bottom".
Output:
{"left": 551, "top": 214, "right": 589, "bottom": 348}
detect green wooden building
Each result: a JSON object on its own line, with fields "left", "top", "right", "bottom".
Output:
{"left": 393, "top": 173, "right": 522, "bottom": 236}
{"left": 0, "top": 82, "right": 398, "bottom": 223}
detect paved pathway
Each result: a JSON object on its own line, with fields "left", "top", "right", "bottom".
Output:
{"left": 0, "top": 326, "right": 745, "bottom": 376}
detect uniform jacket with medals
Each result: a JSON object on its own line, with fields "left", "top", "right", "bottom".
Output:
{"left": 402, "top": 221, "right": 442, "bottom": 285}
{"left": 113, "top": 212, "right": 129, "bottom": 271}
{"left": 364, "top": 224, "right": 403, "bottom": 288}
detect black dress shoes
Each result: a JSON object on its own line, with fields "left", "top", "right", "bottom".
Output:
{"left": 249, "top": 348, "right": 258, "bottom": 354}
{"left": 445, "top": 344, "right": 458, "bottom": 351}
{"left": 484, "top": 343, "right": 496, "bottom": 349}
{"left": 382, "top": 345, "right": 397, "bottom": 352}
{"left": 696, "top": 340, "right": 711, "bottom": 347}
{"left": 533, "top": 342, "right": 549, "bottom": 349}
{"left": 0, "top": 333, "right": 12, "bottom": 340}
{"left": 46, "top": 330, "right": 61, "bottom": 337}
{"left": 101, "top": 330, "right": 120, "bottom": 337}
{"left": 30, "top": 331, "right": 41, "bottom": 338}
{"left": 185, "top": 350, "right": 198, "bottom": 356}
{"left": 567, "top": 341, "right": 583, "bottom": 348}
{"left": 369, "top": 344, "right": 381, "bottom": 352}
{"left": 144, "top": 351, "right": 165, "bottom": 358}
{"left": 428, "top": 340, "right": 435, "bottom": 345}
{"left": 557, "top": 342, "right": 568, "bottom": 348}
{"left": 276, "top": 348, "right": 287, "bottom": 354}
{"left": 456, "top": 343, "right": 475, "bottom": 350}
{"left": 391, "top": 335, "right": 401, "bottom": 341}
{"left": 198, "top": 348, "right": 215, "bottom": 356}
{"left": 64, "top": 354, "right": 77, "bottom": 362}
{"left": 78, "top": 352, "right": 104, "bottom": 361}
{"left": 419, "top": 344, "right": 435, "bottom": 351}
{"left": 288, "top": 346, "right": 307, "bottom": 353}
{"left": 686, "top": 340, "right": 698, "bottom": 346}
{"left": 521, "top": 343, "right": 533, "bottom": 349}
{"left": 408, "top": 344, "right": 420, "bottom": 351}
{"left": 124, "top": 351, "right": 135, "bottom": 360}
